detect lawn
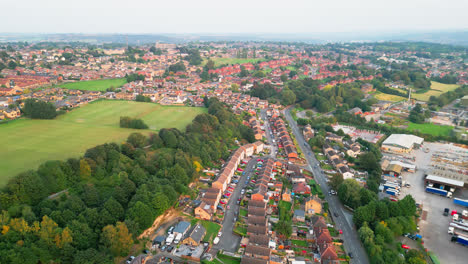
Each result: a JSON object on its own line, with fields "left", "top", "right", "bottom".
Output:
{"left": 279, "top": 200, "right": 292, "bottom": 211}
{"left": 292, "top": 239, "right": 308, "bottom": 247}
{"left": 373, "top": 91, "right": 407, "bottom": 102}
{"left": 205, "top": 57, "right": 265, "bottom": 67}
{"left": 0, "top": 100, "right": 206, "bottom": 186}
{"left": 239, "top": 208, "right": 248, "bottom": 217}
{"left": 407, "top": 122, "right": 453, "bottom": 136}
{"left": 412, "top": 81, "right": 459, "bottom": 101}
{"left": 200, "top": 220, "right": 221, "bottom": 243}
{"left": 59, "top": 78, "right": 127, "bottom": 91}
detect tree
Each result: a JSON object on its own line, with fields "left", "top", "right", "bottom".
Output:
{"left": 22, "top": 99, "right": 57, "bottom": 119}
{"left": 280, "top": 89, "right": 296, "bottom": 105}
{"left": 127, "top": 133, "right": 147, "bottom": 148}
{"left": 39, "top": 215, "right": 58, "bottom": 246}
{"left": 135, "top": 94, "right": 151, "bottom": 102}
{"left": 101, "top": 222, "right": 133, "bottom": 257}
{"left": 126, "top": 201, "right": 153, "bottom": 231}
{"left": 8, "top": 60, "right": 17, "bottom": 69}
{"left": 280, "top": 74, "right": 288, "bottom": 82}
{"left": 151, "top": 193, "right": 170, "bottom": 215}
{"left": 205, "top": 59, "right": 215, "bottom": 70}
{"left": 79, "top": 159, "right": 91, "bottom": 181}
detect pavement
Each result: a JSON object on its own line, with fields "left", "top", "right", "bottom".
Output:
{"left": 214, "top": 157, "right": 257, "bottom": 252}
{"left": 284, "top": 107, "right": 369, "bottom": 264}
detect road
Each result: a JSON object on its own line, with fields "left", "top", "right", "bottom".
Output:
{"left": 259, "top": 109, "right": 277, "bottom": 157}
{"left": 214, "top": 158, "right": 257, "bottom": 252}
{"left": 283, "top": 107, "right": 369, "bottom": 264}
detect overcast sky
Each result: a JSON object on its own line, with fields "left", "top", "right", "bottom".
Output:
{"left": 1, "top": 0, "right": 467, "bottom": 34}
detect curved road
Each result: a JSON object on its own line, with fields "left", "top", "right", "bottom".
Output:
{"left": 284, "top": 108, "right": 369, "bottom": 264}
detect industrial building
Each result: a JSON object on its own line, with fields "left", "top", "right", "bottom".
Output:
{"left": 381, "top": 134, "right": 424, "bottom": 153}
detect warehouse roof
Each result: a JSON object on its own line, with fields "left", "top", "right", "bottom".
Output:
{"left": 426, "top": 175, "right": 464, "bottom": 187}
{"left": 382, "top": 134, "right": 424, "bottom": 149}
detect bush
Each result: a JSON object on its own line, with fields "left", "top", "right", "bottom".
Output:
{"left": 22, "top": 98, "right": 57, "bottom": 119}
{"left": 120, "top": 116, "right": 149, "bottom": 129}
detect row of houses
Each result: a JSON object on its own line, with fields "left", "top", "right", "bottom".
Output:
{"left": 195, "top": 142, "right": 265, "bottom": 220}
{"left": 323, "top": 140, "right": 355, "bottom": 180}
{"left": 271, "top": 117, "right": 298, "bottom": 162}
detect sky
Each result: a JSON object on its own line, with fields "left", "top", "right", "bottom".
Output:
{"left": 1, "top": 0, "right": 467, "bottom": 34}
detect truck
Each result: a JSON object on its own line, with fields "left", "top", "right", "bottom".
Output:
{"left": 448, "top": 226, "right": 468, "bottom": 237}
{"left": 450, "top": 222, "right": 468, "bottom": 233}
{"left": 165, "top": 234, "right": 175, "bottom": 245}
{"left": 383, "top": 183, "right": 400, "bottom": 190}
{"left": 173, "top": 233, "right": 182, "bottom": 244}
{"left": 386, "top": 188, "right": 400, "bottom": 196}
{"left": 451, "top": 235, "right": 468, "bottom": 246}
{"left": 425, "top": 187, "right": 452, "bottom": 198}
{"left": 454, "top": 198, "right": 468, "bottom": 208}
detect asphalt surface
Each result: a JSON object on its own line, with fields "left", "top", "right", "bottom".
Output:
{"left": 284, "top": 108, "right": 369, "bottom": 264}
{"left": 214, "top": 158, "right": 257, "bottom": 252}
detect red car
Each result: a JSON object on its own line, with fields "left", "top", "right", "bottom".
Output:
{"left": 227, "top": 187, "right": 234, "bottom": 191}
{"left": 238, "top": 198, "right": 242, "bottom": 201}
{"left": 401, "top": 244, "right": 410, "bottom": 249}
{"left": 225, "top": 193, "right": 231, "bottom": 197}
{"left": 237, "top": 168, "right": 243, "bottom": 171}
{"left": 251, "top": 180, "right": 256, "bottom": 183}
{"left": 219, "top": 200, "right": 227, "bottom": 205}
{"left": 339, "top": 229, "right": 343, "bottom": 234}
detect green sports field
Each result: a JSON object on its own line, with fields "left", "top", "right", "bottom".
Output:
{"left": 59, "top": 78, "right": 127, "bottom": 91}
{"left": 0, "top": 100, "right": 206, "bottom": 186}
{"left": 407, "top": 122, "right": 454, "bottom": 136}
{"left": 205, "top": 57, "right": 266, "bottom": 67}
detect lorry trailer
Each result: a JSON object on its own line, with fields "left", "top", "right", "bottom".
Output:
{"left": 386, "top": 188, "right": 400, "bottom": 196}
{"left": 454, "top": 198, "right": 468, "bottom": 208}
{"left": 451, "top": 235, "right": 468, "bottom": 246}
{"left": 425, "top": 187, "right": 452, "bottom": 198}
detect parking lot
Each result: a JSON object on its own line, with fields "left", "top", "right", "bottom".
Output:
{"left": 398, "top": 142, "right": 468, "bottom": 263}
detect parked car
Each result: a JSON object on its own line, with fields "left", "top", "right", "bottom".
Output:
{"left": 401, "top": 244, "right": 410, "bottom": 249}
{"left": 167, "top": 246, "right": 174, "bottom": 252}
{"left": 334, "top": 212, "right": 339, "bottom": 217}
{"left": 218, "top": 231, "right": 222, "bottom": 237}
{"left": 126, "top": 256, "right": 135, "bottom": 264}
{"left": 160, "top": 245, "right": 167, "bottom": 251}
{"left": 348, "top": 252, "right": 353, "bottom": 258}
{"left": 168, "top": 226, "right": 174, "bottom": 234}
{"left": 444, "top": 208, "right": 450, "bottom": 216}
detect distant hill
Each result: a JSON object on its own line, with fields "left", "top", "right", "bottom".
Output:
{"left": 0, "top": 31, "right": 467, "bottom": 46}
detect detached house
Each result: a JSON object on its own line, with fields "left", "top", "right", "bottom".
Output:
{"left": 182, "top": 224, "right": 206, "bottom": 246}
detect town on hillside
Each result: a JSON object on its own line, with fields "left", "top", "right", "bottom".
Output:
{"left": 0, "top": 40, "right": 467, "bottom": 264}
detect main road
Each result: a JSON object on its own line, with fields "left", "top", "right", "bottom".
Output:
{"left": 283, "top": 107, "right": 369, "bottom": 264}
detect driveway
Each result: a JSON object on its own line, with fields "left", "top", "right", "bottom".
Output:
{"left": 284, "top": 107, "right": 369, "bottom": 264}
{"left": 214, "top": 158, "right": 257, "bottom": 252}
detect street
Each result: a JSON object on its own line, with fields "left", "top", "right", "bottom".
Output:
{"left": 214, "top": 158, "right": 257, "bottom": 252}
{"left": 283, "top": 108, "right": 370, "bottom": 264}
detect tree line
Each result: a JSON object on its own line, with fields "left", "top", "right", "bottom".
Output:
{"left": 0, "top": 98, "right": 254, "bottom": 263}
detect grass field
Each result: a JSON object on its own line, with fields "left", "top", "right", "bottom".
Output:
{"left": 407, "top": 122, "right": 453, "bottom": 136}
{"left": 200, "top": 220, "right": 221, "bottom": 243}
{"left": 0, "top": 100, "right": 206, "bottom": 186}
{"left": 205, "top": 57, "right": 265, "bottom": 67}
{"left": 373, "top": 91, "right": 407, "bottom": 102}
{"left": 412, "top": 81, "right": 459, "bottom": 101}
{"left": 59, "top": 78, "right": 127, "bottom": 91}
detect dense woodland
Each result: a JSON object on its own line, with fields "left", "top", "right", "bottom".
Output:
{"left": 0, "top": 98, "right": 254, "bottom": 263}
{"left": 251, "top": 78, "right": 375, "bottom": 112}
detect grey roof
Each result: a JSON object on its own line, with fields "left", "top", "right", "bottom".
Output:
{"left": 188, "top": 224, "right": 206, "bottom": 242}
{"left": 153, "top": 235, "right": 166, "bottom": 244}
{"left": 294, "top": 209, "right": 305, "bottom": 217}
{"left": 382, "top": 134, "right": 424, "bottom": 149}
{"left": 174, "top": 221, "right": 191, "bottom": 234}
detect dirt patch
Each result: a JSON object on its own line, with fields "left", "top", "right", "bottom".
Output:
{"left": 138, "top": 208, "right": 181, "bottom": 240}
{"left": 421, "top": 210, "right": 428, "bottom": 221}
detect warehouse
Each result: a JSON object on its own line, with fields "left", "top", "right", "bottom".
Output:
{"left": 424, "top": 174, "right": 465, "bottom": 190}
{"left": 381, "top": 134, "right": 424, "bottom": 153}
